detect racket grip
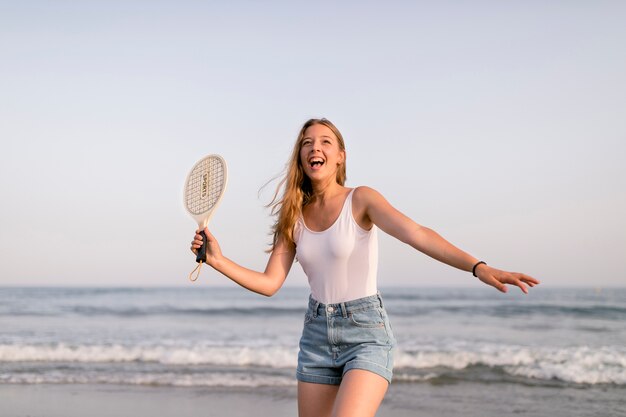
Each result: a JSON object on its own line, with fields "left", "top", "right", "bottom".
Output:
{"left": 196, "top": 230, "right": 207, "bottom": 263}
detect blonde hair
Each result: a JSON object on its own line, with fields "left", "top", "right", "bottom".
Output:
{"left": 267, "top": 118, "right": 346, "bottom": 251}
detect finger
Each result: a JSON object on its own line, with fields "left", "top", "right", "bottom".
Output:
{"left": 517, "top": 273, "right": 540, "bottom": 285}
{"left": 503, "top": 275, "right": 528, "bottom": 294}
{"left": 516, "top": 281, "right": 529, "bottom": 294}
{"left": 485, "top": 275, "right": 507, "bottom": 293}
{"left": 526, "top": 277, "right": 540, "bottom": 285}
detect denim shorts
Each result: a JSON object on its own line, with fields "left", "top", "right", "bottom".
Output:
{"left": 296, "top": 292, "right": 396, "bottom": 385}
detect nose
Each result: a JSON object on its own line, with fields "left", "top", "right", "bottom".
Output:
{"left": 310, "top": 139, "right": 322, "bottom": 152}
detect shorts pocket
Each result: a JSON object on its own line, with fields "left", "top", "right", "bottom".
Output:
{"left": 349, "top": 309, "right": 385, "bottom": 328}
{"left": 304, "top": 312, "right": 313, "bottom": 325}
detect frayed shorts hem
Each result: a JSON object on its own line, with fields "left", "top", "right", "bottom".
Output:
{"left": 296, "top": 362, "right": 393, "bottom": 386}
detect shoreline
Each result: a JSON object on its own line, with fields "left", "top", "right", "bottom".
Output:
{"left": 1, "top": 381, "right": 624, "bottom": 417}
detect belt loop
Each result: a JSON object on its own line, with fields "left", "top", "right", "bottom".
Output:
{"left": 377, "top": 292, "right": 384, "bottom": 308}
{"left": 313, "top": 300, "right": 319, "bottom": 318}
{"left": 340, "top": 302, "right": 348, "bottom": 318}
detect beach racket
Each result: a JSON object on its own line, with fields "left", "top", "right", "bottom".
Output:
{"left": 184, "top": 154, "right": 228, "bottom": 281}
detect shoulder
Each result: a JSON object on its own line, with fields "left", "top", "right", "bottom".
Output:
{"left": 351, "top": 186, "right": 389, "bottom": 228}
{"left": 352, "top": 185, "right": 398, "bottom": 217}
{"left": 352, "top": 186, "right": 385, "bottom": 206}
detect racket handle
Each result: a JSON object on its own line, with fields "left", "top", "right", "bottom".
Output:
{"left": 196, "top": 230, "right": 207, "bottom": 263}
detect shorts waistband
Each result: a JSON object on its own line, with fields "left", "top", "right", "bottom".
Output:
{"left": 307, "top": 292, "right": 384, "bottom": 318}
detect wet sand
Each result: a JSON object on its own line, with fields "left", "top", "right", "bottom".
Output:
{"left": 1, "top": 381, "right": 624, "bottom": 417}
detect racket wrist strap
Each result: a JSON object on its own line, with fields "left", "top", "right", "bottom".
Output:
{"left": 188, "top": 261, "right": 203, "bottom": 282}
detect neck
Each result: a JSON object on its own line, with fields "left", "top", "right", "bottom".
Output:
{"left": 310, "top": 178, "right": 342, "bottom": 203}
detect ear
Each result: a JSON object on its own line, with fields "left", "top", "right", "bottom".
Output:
{"left": 338, "top": 150, "right": 346, "bottom": 165}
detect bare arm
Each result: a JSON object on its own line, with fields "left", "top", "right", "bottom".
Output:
{"left": 191, "top": 228, "right": 295, "bottom": 297}
{"left": 354, "top": 187, "right": 540, "bottom": 293}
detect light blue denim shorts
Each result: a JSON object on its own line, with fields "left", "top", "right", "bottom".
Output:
{"left": 296, "top": 292, "right": 396, "bottom": 385}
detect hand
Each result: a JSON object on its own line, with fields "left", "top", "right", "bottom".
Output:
{"left": 475, "top": 264, "right": 540, "bottom": 294}
{"left": 190, "top": 227, "right": 223, "bottom": 267}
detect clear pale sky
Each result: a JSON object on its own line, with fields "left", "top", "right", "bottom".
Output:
{"left": 1, "top": 1, "right": 624, "bottom": 288}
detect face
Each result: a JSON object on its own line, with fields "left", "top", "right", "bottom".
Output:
{"left": 299, "top": 123, "right": 345, "bottom": 182}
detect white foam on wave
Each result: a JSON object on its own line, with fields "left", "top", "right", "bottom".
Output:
{"left": 394, "top": 342, "right": 626, "bottom": 385}
{"left": 0, "top": 371, "right": 296, "bottom": 387}
{"left": 0, "top": 343, "right": 298, "bottom": 368}
{"left": 504, "top": 346, "right": 626, "bottom": 385}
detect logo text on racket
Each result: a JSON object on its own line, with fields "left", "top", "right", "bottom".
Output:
{"left": 201, "top": 171, "right": 209, "bottom": 199}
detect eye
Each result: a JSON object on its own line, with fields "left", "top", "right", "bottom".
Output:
{"left": 301, "top": 139, "right": 312, "bottom": 147}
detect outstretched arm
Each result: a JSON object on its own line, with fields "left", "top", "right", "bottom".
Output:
{"left": 354, "top": 187, "right": 540, "bottom": 293}
{"left": 191, "top": 228, "right": 295, "bottom": 296}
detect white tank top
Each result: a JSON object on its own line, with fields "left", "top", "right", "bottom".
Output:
{"left": 294, "top": 188, "right": 379, "bottom": 304}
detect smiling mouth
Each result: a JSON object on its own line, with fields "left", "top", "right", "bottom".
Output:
{"left": 309, "top": 159, "right": 325, "bottom": 168}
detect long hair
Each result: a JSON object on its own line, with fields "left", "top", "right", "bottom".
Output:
{"left": 266, "top": 118, "right": 346, "bottom": 251}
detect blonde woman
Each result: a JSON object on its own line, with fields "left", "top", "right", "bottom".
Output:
{"left": 190, "top": 118, "right": 539, "bottom": 417}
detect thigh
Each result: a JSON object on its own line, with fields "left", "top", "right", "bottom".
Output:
{"left": 298, "top": 381, "right": 339, "bottom": 417}
{"left": 331, "top": 369, "right": 389, "bottom": 417}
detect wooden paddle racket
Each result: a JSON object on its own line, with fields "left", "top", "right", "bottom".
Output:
{"left": 183, "top": 154, "right": 228, "bottom": 281}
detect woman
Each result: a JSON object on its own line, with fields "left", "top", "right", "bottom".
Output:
{"left": 190, "top": 118, "right": 539, "bottom": 417}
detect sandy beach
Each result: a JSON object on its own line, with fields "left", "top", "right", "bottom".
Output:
{"left": 1, "top": 384, "right": 297, "bottom": 417}
{"left": 2, "top": 381, "right": 624, "bottom": 417}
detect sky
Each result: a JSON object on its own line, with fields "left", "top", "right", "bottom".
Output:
{"left": 1, "top": 1, "right": 625, "bottom": 288}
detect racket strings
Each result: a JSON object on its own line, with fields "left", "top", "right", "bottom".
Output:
{"left": 185, "top": 159, "right": 226, "bottom": 215}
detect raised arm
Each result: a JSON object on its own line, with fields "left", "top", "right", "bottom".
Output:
{"left": 191, "top": 228, "right": 295, "bottom": 297}
{"left": 353, "top": 187, "right": 539, "bottom": 293}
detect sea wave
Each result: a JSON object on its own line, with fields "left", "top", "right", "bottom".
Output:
{"left": 389, "top": 304, "right": 626, "bottom": 320}
{"left": 0, "top": 371, "right": 296, "bottom": 388}
{"left": 395, "top": 343, "right": 626, "bottom": 385}
{"left": 2, "top": 342, "right": 624, "bottom": 386}
{"left": 0, "top": 305, "right": 308, "bottom": 318}
{"left": 4, "top": 304, "right": 625, "bottom": 321}
{"left": 0, "top": 343, "right": 298, "bottom": 367}
{"left": 4, "top": 302, "right": 625, "bottom": 321}
{"left": 3, "top": 287, "right": 626, "bottom": 322}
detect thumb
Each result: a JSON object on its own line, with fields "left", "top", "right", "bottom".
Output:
{"left": 203, "top": 227, "right": 215, "bottom": 241}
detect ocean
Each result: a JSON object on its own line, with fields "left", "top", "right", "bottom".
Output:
{"left": 1, "top": 286, "right": 625, "bottom": 416}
